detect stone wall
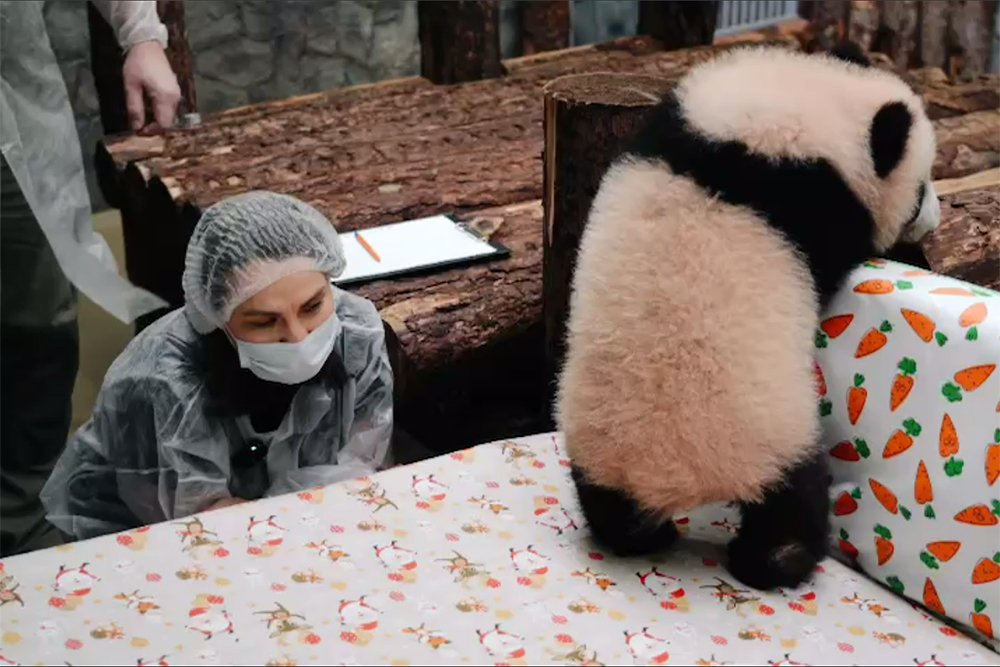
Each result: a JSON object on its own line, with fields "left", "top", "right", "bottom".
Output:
{"left": 185, "top": 0, "right": 420, "bottom": 112}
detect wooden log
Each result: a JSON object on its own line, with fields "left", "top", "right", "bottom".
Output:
{"left": 849, "top": 1, "right": 999, "bottom": 79}
{"left": 88, "top": 1, "right": 129, "bottom": 135}
{"left": 794, "top": 0, "right": 851, "bottom": 52}
{"left": 102, "top": 39, "right": 797, "bottom": 235}
{"left": 418, "top": 0, "right": 503, "bottom": 84}
{"left": 517, "top": 0, "right": 571, "bottom": 56}
{"left": 541, "top": 73, "right": 675, "bottom": 412}
{"left": 922, "top": 182, "right": 1000, "bottom": 291}
{"left": 637, "top": 0, "right": 719, "bottom": 48}
{"left": 905, "top": 69, "right": 1000, "bottom": 120}
{"left": 932, "top": 109, "right": 1000, "bottom": 179}
{"left": 156, "top": 0, "right": 197, "bottom": 115}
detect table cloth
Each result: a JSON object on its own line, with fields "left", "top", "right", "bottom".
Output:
{"left": 1, "top": 433, "right": 996, "bottom": 666}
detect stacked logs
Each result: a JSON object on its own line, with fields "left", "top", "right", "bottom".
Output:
{"left": 97, "top": 33, "right": 999, "bottom": 449}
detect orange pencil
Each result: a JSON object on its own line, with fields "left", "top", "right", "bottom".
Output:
{"left": 354, "top": 231, "right": 381, "bottom": 263}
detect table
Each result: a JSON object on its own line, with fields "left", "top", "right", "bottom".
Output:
{"left": 1, "top": 433, "right": 996, "bottom": 666}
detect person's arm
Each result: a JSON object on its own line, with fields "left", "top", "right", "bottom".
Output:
{"left": 41, "top": 379, "right": 152, "bottom": 540}
{"left": 340, "top": 333, "right": 395, "bottom": 471}
{"left": 91, "top": 0, "right": 167, "bottom": 51}
{"left": 92, "top": 1, "right": 181, "bottom": 132}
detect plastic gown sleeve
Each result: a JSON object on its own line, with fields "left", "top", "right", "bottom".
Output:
{"left": 267, "top": 320, "right": 395, "bottom": 496}
{"left": 91, "top": 1, "right": 168, "bottom": 50}
{"left": 41, "top": 376, "right": 230, "bottom": 540}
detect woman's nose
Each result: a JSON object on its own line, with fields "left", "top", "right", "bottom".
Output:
{"left": 283, "top": 318, "right": 309, "bottom": 343}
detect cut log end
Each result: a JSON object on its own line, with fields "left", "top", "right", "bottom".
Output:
{"left": 542, "top": 72, "right": 676, "bottom": 107}
{"left": 542, "top": 72, "right": 672, "bottom": 408}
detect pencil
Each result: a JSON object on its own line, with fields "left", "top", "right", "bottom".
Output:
{"left": 354, "top": 231, "right": 381, "bottom": 263}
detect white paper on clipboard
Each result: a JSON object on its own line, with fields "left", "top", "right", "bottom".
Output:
{"left": 333, "top": 214, "right": 506, "bottom": 285}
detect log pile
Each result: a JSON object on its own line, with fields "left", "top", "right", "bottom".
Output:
{"left": 98, "top": 33, "right": 1000, "bottom": 447}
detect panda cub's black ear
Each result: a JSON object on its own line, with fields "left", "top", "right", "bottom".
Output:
{"left": 870, "top": 101, "right": 913, "bottom": 178}
{"left": 830, "top": 40, "right": 871, "bottom": 67}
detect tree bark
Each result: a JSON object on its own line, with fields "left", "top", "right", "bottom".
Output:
{"left": 932, "top": 109, "right": 1000, "bottom": 179}
{"left": 88, "top": 1, "right": 128, "bottom": 135}
{"left": 418, "top": 0, "right": 503, "bottom": 84}
{"left": 156, "top": 0, "right": 197, "bottom": 115}
{"left": 518, "top": 0, "right": 571, "bottom": 56}
{"left": 541, "top": 73, "right": 675, "bottom": 414}
{"left": 797, "top": 0, "right": 852, "bottom": 52}
{"left": 637, "top": 0, "right": 719, "bottom": 48}
{"left": 850, "top": 1, "right": 999, "bottom": 79}
{"left": 904, "top": 68, "right": 1000, "bottom": 119}
{"left": 922, "top": 184, "right": 1000, "bottom": 291}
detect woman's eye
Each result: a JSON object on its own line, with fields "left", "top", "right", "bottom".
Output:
{"left": 303, "top": 300, "right": 322, "bottom": 314}
{"left": 249, "top": 318, "right": 276, "bottom": 329}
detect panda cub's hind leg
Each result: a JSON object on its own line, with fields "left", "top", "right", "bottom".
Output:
{"left": 571, "top": 466, "right": 679, "bottom": 557}
{"left": 726, "top": 450, "right": 831, "bottom": 591}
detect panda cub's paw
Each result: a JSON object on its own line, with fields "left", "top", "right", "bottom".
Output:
{"left": 571, "top": 466, "right": 680, "bottom": 557}
{"left": 726, "top": 536, "right": 820, "bottom": 591}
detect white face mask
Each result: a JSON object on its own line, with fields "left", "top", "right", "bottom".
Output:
{"left": 229, "top": 312, "right": 340, "bottom": 385}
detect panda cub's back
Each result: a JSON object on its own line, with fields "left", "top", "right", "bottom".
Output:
{"left": 557, "top": 157, "right": 821, "bottom": 518}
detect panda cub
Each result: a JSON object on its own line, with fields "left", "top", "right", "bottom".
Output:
{"left": 556, "top": 45, "right": 940, "bottom": 590}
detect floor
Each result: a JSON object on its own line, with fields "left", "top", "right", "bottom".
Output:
{"left": 71, "top": 209, "right": 132, "bottom": 430}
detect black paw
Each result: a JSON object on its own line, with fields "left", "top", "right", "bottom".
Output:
{"left": 594, "top": 516, "right": 680, "bottom": 558}
{"left": 571, "top": 466, "right": 679, "bottom": 557}
{"left": 726, "top": 536, "right": 820, "bottom": 591}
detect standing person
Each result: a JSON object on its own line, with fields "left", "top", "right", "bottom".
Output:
{"left": 1, "top": 0, "right": 181, "bottom": 556}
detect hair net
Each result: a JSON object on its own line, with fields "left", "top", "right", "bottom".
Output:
{"left": 40, "top": 289, "right": 394, "bottom": 540}
{"left": 182, "top": 191, "right": 346, "bottom": 334}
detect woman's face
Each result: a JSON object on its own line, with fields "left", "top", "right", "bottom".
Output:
{"left": 227, "top": 271, "right": 334, "bottom": 344}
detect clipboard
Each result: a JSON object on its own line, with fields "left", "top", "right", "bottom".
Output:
{"left": 332, "top": 213, "right": 511, "bottom": 287}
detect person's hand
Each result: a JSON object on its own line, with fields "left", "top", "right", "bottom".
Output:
{"left": 122, "top": 40, "right": 181, "bottom": 134}
{"left": 205, "top": 497, "right": 246, "bottom": 512}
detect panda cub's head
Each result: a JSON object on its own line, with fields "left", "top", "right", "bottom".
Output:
{"left": 631, "top": 45, "right": 940, "bottom": 254}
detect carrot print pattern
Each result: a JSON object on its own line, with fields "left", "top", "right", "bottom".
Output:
{"left": 960, "top": 302, "right": 987, "bottom": 341}
{"left": 854, "top": 279, "right": 894, "bottom": 295}
{"left": 821, "top": 314, "right": 854, "bottom": 338}
{"left": 855, "top": 321, "right": 892, "bottom": 358}
{"left": 954, "top": 365, "right": 996, "bottom": 391}
{"left": 954, "top": 503, "right": 1000, "bottom": 527}
{"left": 972, "top": 599, "right": 995, "bottom": 639}
{"left": 901, "top": 309, "right": 935, "bottom": 343}
{"left": 971, "top": 554, "right": 1000, "bottom": 585}
{"left": 847, "top": 374, "right": 867, "bottom": 425}
{"left": 883, "top": 419, "right": 921, "bottom": 459}
{"left": 987, "top": 430, "right": 1000, "bottom": 487}
{"left": 821, "top": 261, "right": 999, "bottom": 647}
{"left": 889, "top": 358, "right": 916, "bottom": 411}
{"left": 874, "top": 524, "right": 894, "bottom": 566}
{"left": 923, "top": 578, "right": 945, "bottom": 615}
{"left": 913, "top": 461, "right": 933, "bottom": 505}
{"left": 926, "top": 541, "right": 960, "bottom": 562}
{"left": 869, "top": 479, "right": 899, "bottom": 515}
{"left": 931, "top": 287, "right": 977, "bottom": 297}
{"left": 943, "top": 365, "right": 996, "bottom": 402}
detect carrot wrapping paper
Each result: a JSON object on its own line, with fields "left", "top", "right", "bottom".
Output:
{"left": 817, "top": 260, "right": 1000, "bottom": 651}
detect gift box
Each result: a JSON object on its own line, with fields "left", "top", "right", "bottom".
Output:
{"left": 816, "top": 259, "right": 999, "bottom": 650}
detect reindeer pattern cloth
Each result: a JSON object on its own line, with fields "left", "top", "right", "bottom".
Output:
{"left": 0, "top": 433, "right": 996, "bottom": 666}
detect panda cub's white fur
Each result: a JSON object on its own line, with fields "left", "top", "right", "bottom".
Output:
{"left": 557, "top": 46, "right": 938, "bottom": 539}
{"left": 559, "top": 158, "right": 820, "bottom": 517}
